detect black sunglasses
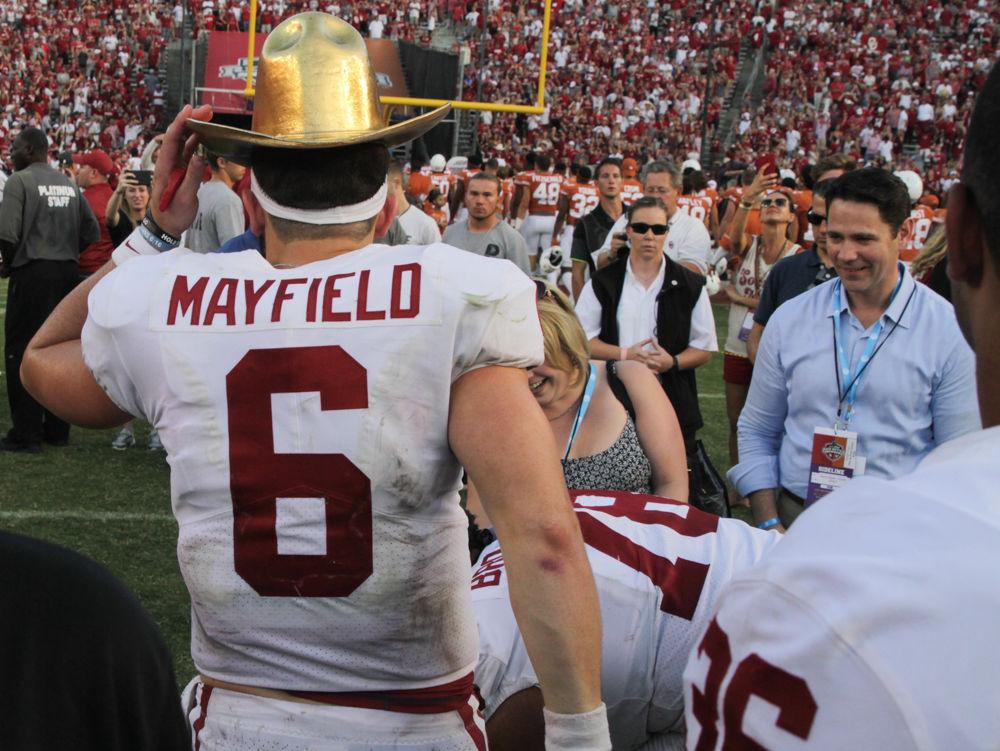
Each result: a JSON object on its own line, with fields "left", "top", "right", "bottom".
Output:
{"left": 807, "top": 211, "right": 826, "bottom": 225}
{"left": 628, "top": 222, "right": 668, "bottom": 236}
{"left": 760, "top": 197, "right": 789, "bottom": 208}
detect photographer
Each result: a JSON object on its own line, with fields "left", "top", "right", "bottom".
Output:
{"left": 105, "top": 170, "right": 151, "bottom": 247}
{"left": 104, "top": 169, "right": 161, "bottom": 451}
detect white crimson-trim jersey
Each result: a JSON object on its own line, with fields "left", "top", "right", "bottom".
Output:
{"left": 472, "top": 489, "right": 781, "bottom": 750}
{"left": 683, "top": 427, "right": 1000, "bottom": 751}
{"left": 82, "top": 243, "right": 543, "bottom": 692}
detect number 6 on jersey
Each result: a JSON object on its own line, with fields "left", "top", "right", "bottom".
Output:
{"left": 227, "top": 345, "right": 373, "bottom": 597}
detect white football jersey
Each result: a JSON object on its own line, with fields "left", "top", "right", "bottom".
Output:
{"left": 82, "top": 242, "right": 543, "bottom": 692}
{"left": 683, "top": 426, "right": 1000, "bottom": 750}
{"left": 472, "top": 489, "right": 780, "bottom": 750}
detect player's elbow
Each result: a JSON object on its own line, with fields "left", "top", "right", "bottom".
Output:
{"left": 522, "top": 514, "right": 590, "bottom": 575}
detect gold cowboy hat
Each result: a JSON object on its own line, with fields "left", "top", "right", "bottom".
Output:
{"left": 187, "top": 12, "right": 450, "bottom": 165}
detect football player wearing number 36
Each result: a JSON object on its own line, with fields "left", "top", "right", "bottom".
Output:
{"left": 471, "top": 489, "right": 780, "bottom": 751}
{"left": 682, "top": 61, "right": 1000, "bottom": 751}
{"left": 21, "top": 13, "right": 609, "bottom": 751}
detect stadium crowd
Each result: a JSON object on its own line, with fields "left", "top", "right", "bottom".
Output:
{"left": 0, "top": 0, "right": 994, "bottom": 197}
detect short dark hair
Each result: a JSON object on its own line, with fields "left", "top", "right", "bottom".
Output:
{"left": 17, "top": 127, "right": 48, "bottom": 156}
{"left": 535, "top": 154, "right": 551, "bottom": 171}
{"left": 595, "top": 157, "right": 622, "bottom": 177}
{"left": 626, "top": 196, "right": 668, "bottom": 222}
{"left": 203, "top": 149, "right": 228, "bottom": 171}
{"left": 961, "top": 61, "right": 1000, "bottom": 276}
{"left": 812, "top": 177, "right": 836, "bottom": 200}
{"left": 811, "top": 153, "right": 857, "bottom": 183}
{"left": 467, "top": 172, "right": 500, "bottom": 192}
{"left": 683, "top": 170, "right": 707, "bottom": 194}
{"left": 252, "top": 142, "right": 389, "bottom": 242}
{"left": 577, "top": 165, "right": 592, "bottom": 182}
{"left": 825, "top": 167, "right": 910, "bottom": 236}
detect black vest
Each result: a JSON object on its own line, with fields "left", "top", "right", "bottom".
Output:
{"left": 591, "top": 253, "right": 706, "bottom": 436}
{"left": 573, "top": 202, "right": 622, "bottom": 274}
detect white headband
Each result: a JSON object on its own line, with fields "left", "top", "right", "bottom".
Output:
{"left": 250, "top": 170, "right": 387, "bottom": 225}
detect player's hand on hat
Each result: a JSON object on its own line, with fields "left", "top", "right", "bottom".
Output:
{"left": 150, "top": 103, "right": 213, "bottom": 238}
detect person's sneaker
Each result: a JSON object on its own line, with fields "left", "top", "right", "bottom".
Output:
{"left": 111, "top": 428, "right": 135, "bottom": 450}
{"left": 147, "top": 428, "right": 164, "bottom": 451}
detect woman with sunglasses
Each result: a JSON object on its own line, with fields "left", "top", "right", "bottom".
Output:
{"left": 722, "top": 169, "right": 800, "bottom": 505}
{"left": 467, "top": 282, "right": 688, "bottom": 525}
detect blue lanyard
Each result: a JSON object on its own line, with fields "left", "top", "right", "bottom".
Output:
{"left": 564, "top": 362, "right": 597, "bottom": 461}
{"left": 832, "top": 265, "right": 905, "bottom": 429}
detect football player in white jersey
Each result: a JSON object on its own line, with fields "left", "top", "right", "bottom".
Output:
{"left": 681, "top": 61, "right": 1000, "bottom": 751}
{"left": 472, "top": 489, "right": 781, "bottom": 750}
{"left": 21, "top": 13, "right": 609, "bottom": 751}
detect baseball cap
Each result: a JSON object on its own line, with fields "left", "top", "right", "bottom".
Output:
{"left": 429, "top": 153, "right": 446, "bottom": 172}
{"left": 72, "top": 149, "right": 113, "bottom": 176}
{"left": 622, "top": 157, "right": 638, "bottom": 177}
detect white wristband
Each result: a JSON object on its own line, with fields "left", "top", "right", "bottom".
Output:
{"left": 544, "top": 702, "right": 611, "bottom": 751}
{"left": 111, "top": 226, "right": 169, "bottom": 267}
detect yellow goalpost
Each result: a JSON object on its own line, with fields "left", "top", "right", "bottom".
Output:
{"left": 241, "top": 0, "right": 552, "bottom": 114}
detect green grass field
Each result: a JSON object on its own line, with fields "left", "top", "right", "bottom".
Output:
{"left": 0, "top": 278, "right": 746, "bottom": 685}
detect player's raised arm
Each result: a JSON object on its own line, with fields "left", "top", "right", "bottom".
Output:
{"left": 449, "top": 365, "right": 610, "bottom": 749}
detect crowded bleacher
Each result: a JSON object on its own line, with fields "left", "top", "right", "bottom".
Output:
{"left": 0, "top": 0, "right": 992, "bottom": 189}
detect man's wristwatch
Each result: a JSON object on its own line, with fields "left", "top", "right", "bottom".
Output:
{"left": 671, "top": 354, "right": 680, "bottom": 372}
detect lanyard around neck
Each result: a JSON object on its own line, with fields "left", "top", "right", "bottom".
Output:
{"left": 832, "top": 263, "right": 911, "bottom": 429}
{"left": 563, "top": 362, "right": 597, "bottom": 462}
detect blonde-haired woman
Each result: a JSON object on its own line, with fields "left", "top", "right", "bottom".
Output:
{"left": 469, "top": 282, "right": 688, "bottom": 525}
{"left": 105, "top": 171, "right": 162, "bottom": 451}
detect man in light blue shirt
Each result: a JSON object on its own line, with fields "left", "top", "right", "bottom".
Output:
{"left": 730, "top": 168, "right": 979, "bottom": 531}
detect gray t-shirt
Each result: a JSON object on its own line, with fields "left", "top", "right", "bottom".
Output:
{"left": 442, "top": 219, "right": 531, "bottom": 275}
{"left": 396, "top": 205, "right": 441, "bottom": 245}
{"left": 187, "top": 180, "right": 245, "bottom": 254}
{"left": 0, "top": 162, "right": 99, "bottom": 266}
{"left": 373, "top": 216, "right": 407, "bottom": 246}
